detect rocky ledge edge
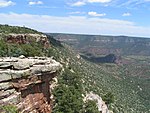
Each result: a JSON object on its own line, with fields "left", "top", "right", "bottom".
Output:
{"left": 0, "top": 56, "right": 62, "bottom": 113}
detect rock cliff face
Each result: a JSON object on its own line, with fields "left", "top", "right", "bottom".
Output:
{"left": 0, "top": 56, "right": 62, "bottom": 113}
{"left": 6, "top": 34, "right": 50, "bottom": 48}
{"left": 84, "top": 92, "right": 113, "bottom": 113}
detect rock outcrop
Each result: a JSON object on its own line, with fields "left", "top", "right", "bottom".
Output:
{"left": 6, "top": 34, "right": 50, "bottom": 48}
{"left": 0, "top": 56, "right": 62, "bottom": 113}
{"left": 84, "top": 92, "right": 113, "bottom": 113}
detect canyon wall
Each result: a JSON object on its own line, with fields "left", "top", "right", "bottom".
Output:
{"left": 6, "top": 34, "right": 50, "bottom": 48}
{"left": 0, "top": 56, "right": 62, "bottom": 113}
{"left": 50, "top": 33, "right": 150, "bottom": 56}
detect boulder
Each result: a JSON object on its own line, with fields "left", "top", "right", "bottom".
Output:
{"left": 19, "top": 55, "right": 25, "bottom": 59}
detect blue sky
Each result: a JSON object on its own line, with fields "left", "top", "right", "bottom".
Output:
{"left": 0, "top": 0, "right": 150, "bottom": 37}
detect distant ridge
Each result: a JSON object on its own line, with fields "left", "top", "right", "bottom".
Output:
{"left": 49, "top": 33, "right": 150, "bottom": 56}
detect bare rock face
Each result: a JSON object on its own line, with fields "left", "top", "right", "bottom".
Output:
{"left": 84, "top": 92, "right": 113, "bottom": 113}
{"left": 0, "top": 56, "right": 62, "bottom": 113}
{"left": 6, "top": 34, "right": 50, "bottom": 48}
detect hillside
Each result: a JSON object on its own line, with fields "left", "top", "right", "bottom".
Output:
{"left": 0, "top": 25, "right": 149, "bottom": 113}
{"left": 49, "top": 33, "right": 150, "bottom": 112}
{"left": 48, "top": 42, "right": 150, "bottom": 113}
{"left": 0, "top": 24, "right": 41, "bottom": 34}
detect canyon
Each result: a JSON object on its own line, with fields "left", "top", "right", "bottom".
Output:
{"left": 50, "top": 33, "right": 150, "bottom": 56}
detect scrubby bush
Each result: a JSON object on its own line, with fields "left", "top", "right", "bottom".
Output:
{"left": 103, "top": 92, "right": 114, "bottom": 105}
{"left": 1, "top": 105, "right": 18, "bottom": 113}
{"left": 0, "top": 39, "right": 44, "bottom": 57}
{"left": 84, "top": 100, "right": 99, "bottom": 113}
{"left": 52, "top": 68, "right": 83, "bottom": 113}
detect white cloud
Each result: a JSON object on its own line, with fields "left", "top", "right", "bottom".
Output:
{"left": 29, "top": 1, "right": 43, "bottom": 5}
{"left": 70, "top": 0, "right": 112, "bottom": 7}
{"left": 0, "top": 0, "right": 15, "bottom": 7}
{"left": 118, "top": 0, "right": 150, "bottom": 8}
{"left": 88, "top": 0, "right": 112, "bottom": 3}
{"left": 0, "top": 12, "right": 150, "bottom": 37}
{"left": 122, "top": 12, "right": 131, "bottom": 16}
{"left": 70, "top": 1, "right": 86, "bottom": 6}
{"left": 69, "top": 11, "right": 85, "bottom": 14}
{"left": 88, "top": 11, "right": 106, "bottom": 17}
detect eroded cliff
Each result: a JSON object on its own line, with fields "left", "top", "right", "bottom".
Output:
{"left": 0, "top": 56, "right": 62, "bottom": 113}
{"left": 6, "top": 33, "right": 50, "bottom": 48}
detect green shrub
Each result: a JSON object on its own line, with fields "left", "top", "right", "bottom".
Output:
{"left": 0, "top": 39, "right": 44, "bottom": 57}
{"left": 103, "top": 92, "right": 114, "bottom": 105}
{"left": 0, "top": 39, "right": 8, "bottom": 56}
{"left": 52, "top": 68, "right": 83, "bottom": 113}
{"left": 0, "top": 24, "right": 41, "bottom": 34}
{"left": 1, "top": 105, "right": 18, "bottom": 113}
{"left": 84, "top": 100, "right": 99, "bottom": 113}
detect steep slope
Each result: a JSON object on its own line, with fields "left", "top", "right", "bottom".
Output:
{"left": 48, "top": 33, "right": 150, "bottom": 113}
{"left": 48, "top": 43, "right": 150, "bottom": 113}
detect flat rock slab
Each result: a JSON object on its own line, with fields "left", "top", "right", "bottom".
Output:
{"left": 0, "top": 82, "right": 12, "bottom": 90}
{"left": 0, "top": 69, "right": 31, "bottom": 82}
{"left": 0, "top": 56, "right": 62, "bottom": 82}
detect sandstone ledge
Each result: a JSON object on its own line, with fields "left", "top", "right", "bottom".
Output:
{"left": 0, "top": 56, "right": 62, "bottom": 113}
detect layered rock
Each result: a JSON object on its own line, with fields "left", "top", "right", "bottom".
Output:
{"left": 5, "top": 34, "right": 50, "bottom": 48}
{"left": 0, "top": 56, "right": 62, "bottom": 113}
